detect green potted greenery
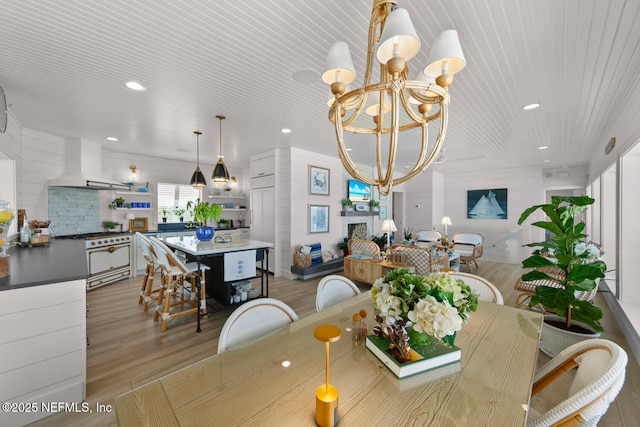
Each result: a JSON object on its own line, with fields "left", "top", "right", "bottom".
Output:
{"left": 371, "top": 234, "right": 387, "bottom": 250}
{"left": 341, "top": 198, "right": 354, "bottom": 211}
{"left": 187, "top": 198, "right": 223, "bottom": 241}
{"left": 369, "top": 199, "right": 380, "bottom": 211}
{"left": 173, "top": 206, "right": 186, "bottom": 222}
{"left": 102, "top": 220, "right": 120, "bottom": 231}
{"left": 337, "top": 237, "right": 349, "bottom": 256}
{"left": 403, "top": 228, "right": 413, "bottom": 244}
{"left": 109, "top": 197, "right": 127, "bottom": 209}
{"left": 518, "top": 195, "right": 605, "bottom": 356}
{"left": 161, "top": 208, "right": 169, "bottom": 223}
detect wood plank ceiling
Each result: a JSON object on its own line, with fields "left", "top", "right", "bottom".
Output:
{"left": 1, "top": 0, "right": 639, "bottom": 172}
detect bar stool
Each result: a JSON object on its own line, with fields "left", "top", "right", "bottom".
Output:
{"left": 135, "top": 232, "right": 162, "bottom": 311}
{"left": 148, "top": 236, "right": 210, "bottom": 332}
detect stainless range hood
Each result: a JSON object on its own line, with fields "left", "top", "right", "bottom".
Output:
{"left": 48, "top": 138, "right": 131, "bottom": 191}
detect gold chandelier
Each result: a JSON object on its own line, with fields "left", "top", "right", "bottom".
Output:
{"left": 323, "top": 0, "right": 466, "bottom": 195}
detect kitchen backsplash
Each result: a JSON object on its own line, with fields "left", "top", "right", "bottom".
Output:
{"left": 48, "top": 187, "right": 100, "bottom": 236}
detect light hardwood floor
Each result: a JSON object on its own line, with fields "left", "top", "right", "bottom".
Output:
{"left": 30, "top": 261, "right": 638, "bottom": 426}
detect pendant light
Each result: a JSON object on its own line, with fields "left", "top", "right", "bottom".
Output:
{"left": 190, "top": 130, "right": 207, "bottom": 188}
{"left": 212, "top": 115, "right": 230, "bottom": 184}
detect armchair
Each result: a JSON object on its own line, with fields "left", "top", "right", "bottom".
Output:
{"left": 389, "top": 244, "right": 448, "bottom": 276}
{"left": 348, "top": 239, "right": 379, "bottom": 258}
{"left": 415, "top": 230, "right": 442, "bottom": 246}
{"left": 451, "top": 232, "right": 484, "bottom": 272}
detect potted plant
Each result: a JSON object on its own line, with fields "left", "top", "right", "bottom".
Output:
{"left": 369, "top": 199, "right": 380, "bottom": 211}
{"left": 187, "top": 198, "right": 223, "bottom": 241}
{"left": 371, "top": 234, "right": 387, "bottom": 250}
{"left": 403, "top": 228, "right": 413, "bottom": 245}
{"left": 341, "top": 198, "right": 354, "bottom": 211}
{"left": 337, "top": 237, "right": 349, "bottom": 257}
{"left": 518, "top": 195, "right": 606, "bottom": 356}
{"left": 109, "top": 197, "right": 126, "bottom": 209}
{"left": 102, "top": 220, "right": 120, "bottom": 231}
{"left": 161, "top": 208, "right": 169, "bottom": 223}
{"left": 173, "top": 206, "right": 186, "bottom": 222}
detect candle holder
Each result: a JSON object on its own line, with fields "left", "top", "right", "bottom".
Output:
{"left": 314, "top": 325, "right": 341, "bottom": 427}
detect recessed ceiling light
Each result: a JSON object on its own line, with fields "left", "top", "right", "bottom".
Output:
{"left": 523, "top": 102, "right": 540, "bottom": 110}
{"left": 126, "top": 81, "right": 146, "bottom": 91}
{"left": 281, "top": 128, "right": 292, "bottom": 134}
{"left": 106, "top": 137, "right": 118, "bottom": 141}
{"left": 538, "top": 146, "right": 548, "bottom": 150}
{"left": 543, "top": 159, "right": 551, "bottom": 163}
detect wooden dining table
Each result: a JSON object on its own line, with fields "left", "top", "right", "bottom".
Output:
{"left": 115, "top": 292, "right": 543, "bottom": 426}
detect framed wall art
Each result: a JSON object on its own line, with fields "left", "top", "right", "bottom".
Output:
{"left": 467, "top": 188, "right": 508, "bottom": 219}
{"left": 309, "top": 165, "right": 330, "bottom": 195}
{"left": 379, "top": 205, "right": 388, "bottom": 220}
{"left": 309, "top": 204, "right": 330, "bottom": 233}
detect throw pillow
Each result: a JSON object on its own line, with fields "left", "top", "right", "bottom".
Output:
{"left": 309, "top": 242, "right": 322, "bottom": 265}
{"left": 322, "top": 249, "right": 337, "bottom": 263}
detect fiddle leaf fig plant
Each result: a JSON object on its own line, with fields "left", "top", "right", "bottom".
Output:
{"left": 518, "top": 195, "right": 606, "bottom": 332}
{"left": 187, "top": 198, "right": 223, "bottom": 226}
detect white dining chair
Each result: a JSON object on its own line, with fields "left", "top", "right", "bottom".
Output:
{"left": 446, "top": 272, "right": 504, "bottom": 304}
{"left": 315, "top": 275, "right": 361, "bottom": 312}
{"left": 217, "top": 298, "right": 298, "bottom": 353}
{"left": 148, "top": 236, "right": 210, "bottom": 331}
{"left": 528, "top": 339, "right": 627, "bottom": 427}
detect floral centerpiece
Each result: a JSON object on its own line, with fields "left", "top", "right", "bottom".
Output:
{"left": 371, "top": 269, "right": 478, "bottom": 363}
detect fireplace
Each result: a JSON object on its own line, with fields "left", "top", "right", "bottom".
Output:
{"left": 348, "top": 223, "right": 368, "bottom": 240}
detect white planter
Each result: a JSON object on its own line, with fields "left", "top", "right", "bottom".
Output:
{"left": 539, "top": 314, "right": 601, "bottom": 357}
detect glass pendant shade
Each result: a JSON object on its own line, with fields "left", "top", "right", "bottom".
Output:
{"left": 376, "top": 8, "right": 420, "bottom": 64}
{"left": 322, "top": 41, "right": 356, "bottom": 85}
{"left": 190, "top": 130, "right": 207, "bottom": 188}
{"left": 424, "top": 29, "right": 466, "bottom": 78}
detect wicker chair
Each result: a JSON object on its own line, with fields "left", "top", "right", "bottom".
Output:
{"left": 446, "top": 272, "right": 503, "bottom": 304}
{"left": 389, "top": 244, "right": 448, "bottom": 276}
{"left": 135, "top": 232, "right": 162, "bottom": 311}
{"left": 514, "top": 266, "right": 597, "bottom": 310}
{"left": 316, "top": 275, "right": 361, "bottom": 312}
{"left": 451, "top": 232, "right": 484, "bottom": 272}
{"left": 528, "top": 339, "right": 627, "bottom": 427}
{"left": 217, "top": 298, "right": 298, "bottom": 353}
{"left": 348, "top": 239, "right": 380, "bottom": 257}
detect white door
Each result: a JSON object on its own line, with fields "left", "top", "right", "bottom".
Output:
{"left": 250, "top": 187, "right": 275, "bottom": 273}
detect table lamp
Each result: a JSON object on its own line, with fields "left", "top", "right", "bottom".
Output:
{"left": 126, "top": 213, "right": 136, "bottom": 231}
{"left": 314, "top": 325, "right": 341, "bottom": 427}
{"left": 381, "top": 219, "right": 397, "bottom": 249}
{"left": 440, "top": 216, "right": 452, "bottom": 239}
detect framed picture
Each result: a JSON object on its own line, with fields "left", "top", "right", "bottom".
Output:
{"left": 129, "top": 217, "right": 149, "bottom": 232}
{"left": 467, "top": 188, "right": 508, "bottom": 219}
{"left": 309, "top": 165, "right": 330, "bottom": 195}
{"left": 309, "top": 204, "right": 330, "bottom": 233}
{"left": 379, "top": 205, "right": 388, "bottom": 220}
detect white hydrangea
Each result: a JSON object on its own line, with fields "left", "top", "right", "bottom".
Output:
{"left": 407, "top": 295, "right": 463, "bottom": 339}
{"left": 372, "top": 279, "right": 403, "bottom": 317}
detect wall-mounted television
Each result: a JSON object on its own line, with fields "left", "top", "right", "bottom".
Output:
{"left": 348, "top": 179, "right": 371, "bottom": 202}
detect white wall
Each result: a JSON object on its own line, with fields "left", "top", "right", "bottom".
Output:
{"left": 403, "top": 170, "right": 444, "bottom": 234}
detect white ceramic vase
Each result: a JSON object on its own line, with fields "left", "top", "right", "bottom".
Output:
{"left": 539, "top": 314, "right": 601, "bottom": 357}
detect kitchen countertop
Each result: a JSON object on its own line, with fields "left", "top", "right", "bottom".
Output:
{"left": 162, "top": 236, "right": 272, "bottom": 256}
{"left": 0, "top": 240, "right": 88, "bottom": 291}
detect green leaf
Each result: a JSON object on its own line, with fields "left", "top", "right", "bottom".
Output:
{"left": 518, "top": 204, "right": 547, "bottom": 225}
{"left": 531, "top": 221, "right": 563, "bottom": 236}
{"left": 522, "top": 270, "right": 561, "bottom": 282}
{"left": 531, "top": 286, "right": 574, "bottom": 311}
{"left": 567, "top": 263, "right": 606, "bottom": 284}
{"left": 442, "top": 332, "right": 456, "bottom": 348}
{"left": 522, "top": 255, "right": 556, "bottom": 268}
{"left": 408, "top": 329, "right": 431, "bottom": 346}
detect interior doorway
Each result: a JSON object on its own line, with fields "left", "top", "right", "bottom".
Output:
{"left": 392, "top": 192, "right": 404, "bottom": 244}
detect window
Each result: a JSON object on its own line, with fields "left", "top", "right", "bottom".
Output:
{"left": 157, "top": 183, "right": 200, "bottom": 223}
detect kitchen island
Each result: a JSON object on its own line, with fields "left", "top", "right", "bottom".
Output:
{"left": 161, "top": 236, "right": 273, "bottom": 332}
{"left": 0, "top": 240, "right": 88, "bottom": 427}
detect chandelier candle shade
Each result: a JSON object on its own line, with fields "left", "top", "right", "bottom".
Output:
{"left": 212, "top": 115, "right": 230, "bottom": 184}
{"left": 314, "top": 325, "right": 341, "bottom": 427}
{"left": 323, "top": 0, "right": 466, "bottom": 195}
{"left": 190, "top": 131, "right": 207, "bottom": 188}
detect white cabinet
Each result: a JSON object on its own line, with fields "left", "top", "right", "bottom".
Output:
{"left": 250, "top": 187, "right": 275, "bottom": 273}
{"left": 0, "top": 279, "right": 86, "bottom": 426}
{"left": 250, "top": 155, "right": 275, "bottom": 178}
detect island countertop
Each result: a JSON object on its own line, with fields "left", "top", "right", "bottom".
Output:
{"left": 0, "top": 240, "right": 88, "bottom": 291}
{"left": 161, "top": 236, "right": 273, "bottom": 256}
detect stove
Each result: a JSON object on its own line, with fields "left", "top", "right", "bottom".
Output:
{"left": 58, "top": 232, "right": 133, "bottom": 290}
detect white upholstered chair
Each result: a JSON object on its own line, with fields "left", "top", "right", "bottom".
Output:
{"left": 451, "top": 232, "right": 484, "bottom": 272}
{"left": 217, "top": 298, "right": 298, "bottom": 353}
{"left": 415, "top": 230, "right": 442, "bottom": 244}
{"left": 148, "top": 236, "right": 209, "bottom": 332}
{"left": 446, "top": 272, "right": 504, "bottom": 304}
{"left": 315, "top": 275, "right": 361, "bottom": 312}
{"left": 528, "top": 339, "right": 627, "bottom": 427}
